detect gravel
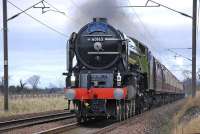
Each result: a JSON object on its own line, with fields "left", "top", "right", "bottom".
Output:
{"left": 107, "top": 99, "right": 185, "bottom": 134}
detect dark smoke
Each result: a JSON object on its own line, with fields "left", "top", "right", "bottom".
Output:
{"left": 70, "top": 0, "right": 152, "bottom": 48}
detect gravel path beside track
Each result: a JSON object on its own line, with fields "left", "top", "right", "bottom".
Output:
{"left": 107, "top": 99, "right": 186, "bottom": 134}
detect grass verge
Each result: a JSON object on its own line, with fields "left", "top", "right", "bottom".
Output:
{"left": 0, "top": 95, "right": 67, "bottom": 117}
{"left": 172, "top": 94, "right": 200, "bottom": 134}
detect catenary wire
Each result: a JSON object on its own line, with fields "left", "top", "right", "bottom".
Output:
{"left": 7, "top": 0, "right": 68, "bottom": 38}
{"left": 42, "top": 0, "right": 83, "bottom": 26}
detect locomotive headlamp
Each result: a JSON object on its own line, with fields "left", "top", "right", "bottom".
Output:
{"left": 65, "top": 89, "right": 75, "bottom": 100}
{"left": 114, "top": 88, "right": 124, "bottom": 100}
{"left": 117, "top": 72, "right": 121, "bottom": 87}
{"left": 71, "top": 73, "right": 76, "bottom": 87}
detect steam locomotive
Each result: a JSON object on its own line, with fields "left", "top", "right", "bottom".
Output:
{"left": 63, "top": 18, "right": 184, "bottom": 123}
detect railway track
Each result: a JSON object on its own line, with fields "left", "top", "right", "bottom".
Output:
{"left": 34, "top": 112, "right": 146, "bottom": 134}
{"left": 33, "top": 100, "right": 185, "bottom": 134}
{"left": 34, "top": 122, "right": 79, "bottom": 134}
{"left": 0, "top": 110, "right": 76, "bottom": 133}
{"left": 92, "top": 115, "right": 143, "bottom": 134}
{"left": 35, "top": 119, "right": 118, "bottom": 134}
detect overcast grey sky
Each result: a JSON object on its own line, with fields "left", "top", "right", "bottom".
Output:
{"left": 0, "top": 0, "right": 199, "bottom": 88}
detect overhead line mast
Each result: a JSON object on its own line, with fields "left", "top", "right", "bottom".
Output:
{"left": 2, "top": 0, "right": 9, "bottom": 111}
{"left": 192, "top": 0, "right": 197, "bottom": 97}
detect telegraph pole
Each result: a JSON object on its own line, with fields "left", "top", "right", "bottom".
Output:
{"left": 192, "top": 0, "right": 197, "bottom": 97}
{"left": 2, "top": 0, "right": 9, "bottom": 111}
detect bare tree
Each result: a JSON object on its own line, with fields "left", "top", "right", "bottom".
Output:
{"left": 182, "top": 70, "right": 192, "bottom": 80}
{"left": 48, "top": 83, "right": 57, "bottom": 89}
{"left": 197, "top": 68, "right": 200, "bottom": 80}
{"left": 27, "top": 75, "right": 40, "bottom": 89}
{"left": 0, "top": 76, "right": 3, "bottom": 94}
{"left": 48, "top": 83, "right": 57, "bottom": 93}
{"left": 57, "top": 76, "right": 65, "bottom": 88}
{"left": 19, "top": 79, "right": 26, "bottom": 90}
{"left": 0, "top": 76, "right": 3, "bottom": 86}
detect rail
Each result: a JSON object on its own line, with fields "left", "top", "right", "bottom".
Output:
{"left": 0, "top": 110, "right": 75, "bottom": 133}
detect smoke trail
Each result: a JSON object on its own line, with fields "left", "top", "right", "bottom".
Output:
{"left": 69, "top": 0, "right": 151, "bottom": 45}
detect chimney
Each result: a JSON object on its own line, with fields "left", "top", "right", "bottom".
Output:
{"left": 93, "top": 18, "right": 107, "bottom": 23}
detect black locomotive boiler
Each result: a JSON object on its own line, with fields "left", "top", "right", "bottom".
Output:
{"left": 63, "top": 18, "right": 184, "bottom": 123}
